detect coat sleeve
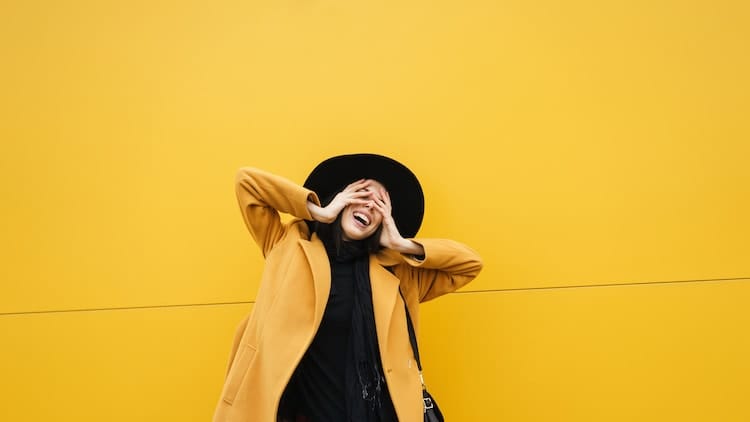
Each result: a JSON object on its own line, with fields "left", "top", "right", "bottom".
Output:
{"left": 235, "top": 167, "right": 321, "bottom": 257}
{"left": 393, "top": 238, "right": 483, "bottom": 302}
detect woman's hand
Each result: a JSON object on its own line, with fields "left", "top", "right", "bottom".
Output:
{"left": 307, "top": 179, "right": 373, "bottom": 223}
{"left": 372, "top": 188, "right": 425, "bottom": 257}
{"left": 371, "top": 188, "right": 401, "bottom": 249}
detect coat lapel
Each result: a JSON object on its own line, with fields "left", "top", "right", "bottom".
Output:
{"left": 369, "top": 255, "right": 401, "bottom": 355}
{"left": 298, "top": 235, "right": 332, "bottom": 322}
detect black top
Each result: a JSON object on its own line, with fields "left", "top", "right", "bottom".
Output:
{"left": 286, "top": 255, "right": 356, "bottom": 421}
{"left": 278, "top": 244, "right": 398, "bottom": 422}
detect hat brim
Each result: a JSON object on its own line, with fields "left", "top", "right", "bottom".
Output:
{"left": 304, "top": 154, "right": 424, "bottom": 238}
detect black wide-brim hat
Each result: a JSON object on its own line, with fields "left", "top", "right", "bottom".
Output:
{"left": 304, "top": 153, "right": 425, "bottom": 238}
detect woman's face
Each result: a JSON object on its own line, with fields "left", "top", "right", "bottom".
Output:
{"left": 340, "top": 179, "right": 387, "bottom": 241}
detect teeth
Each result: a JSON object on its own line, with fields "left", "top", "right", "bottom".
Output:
{"left": 354, "top": 212, "right": 370, "bottom": 225}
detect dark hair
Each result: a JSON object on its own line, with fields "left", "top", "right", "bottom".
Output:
{"left": 310, "top": 188, "right": 383, "bottom": 255}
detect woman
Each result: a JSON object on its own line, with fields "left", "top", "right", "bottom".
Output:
{"left": 213, "top": 154, "right": 483, "bottom": 422}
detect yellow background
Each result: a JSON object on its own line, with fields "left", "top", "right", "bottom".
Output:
{"left": 2, "top": 0, "right": 748, "bottom": 420}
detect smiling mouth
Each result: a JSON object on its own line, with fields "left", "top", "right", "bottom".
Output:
{"left": 353, "top": 212, "right": 371, "bottom": 227}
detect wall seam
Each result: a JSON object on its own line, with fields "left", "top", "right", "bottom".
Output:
{"left": 2, "top": 276, "right": 748, "bottom": 317}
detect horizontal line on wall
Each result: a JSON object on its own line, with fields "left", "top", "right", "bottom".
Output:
{"left": 0, "top": 300, "right": 255, "bottom": 317}
{"left": 455, "top": 276, "right": 750, "bottom": 295}
{"left": 2, "top": 277, "right": 747, "bottom": 317}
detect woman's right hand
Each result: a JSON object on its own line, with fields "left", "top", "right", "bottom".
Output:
{"left": 307, "top": 179, "right": 373, "bottom": 223}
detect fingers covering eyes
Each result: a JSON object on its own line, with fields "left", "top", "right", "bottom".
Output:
{"left": 345, "top": 179, "right": 369, "bottom": 191}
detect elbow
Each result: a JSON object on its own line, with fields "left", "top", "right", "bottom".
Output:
{"left": 235, "top": 167, "right": 253, "bottom": 184}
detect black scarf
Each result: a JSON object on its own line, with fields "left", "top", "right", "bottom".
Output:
{"left": 325, "top": 241, "right": 398, "bottom": 422}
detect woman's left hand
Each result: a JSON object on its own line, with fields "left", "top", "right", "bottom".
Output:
{"left": 371, "top": 189, "right": 425, "bottom": 257}
{"left": 371, "top": 188, "right": 403, "bottom": 249}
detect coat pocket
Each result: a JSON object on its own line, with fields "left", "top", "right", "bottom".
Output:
{"left": 222, "top": 343, "right": 257, "bottom": 404}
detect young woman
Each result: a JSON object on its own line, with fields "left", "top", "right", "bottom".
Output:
{"left": 213, "top": 154, "right": 483, "bottom": 422}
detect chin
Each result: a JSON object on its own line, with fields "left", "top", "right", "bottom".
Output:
{"left": 342, "top": 228, "right": 372, "bottom": 241}
{"left": 341, "top": 222, "right": 377, "bottom": 241}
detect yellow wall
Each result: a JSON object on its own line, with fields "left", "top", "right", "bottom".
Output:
{"left": 2, "top": 0, "right": 748, "bottom": 420}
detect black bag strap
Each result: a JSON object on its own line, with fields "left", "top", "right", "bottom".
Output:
{"left": 399, "top": 288, "right": 426, "bottom": 383}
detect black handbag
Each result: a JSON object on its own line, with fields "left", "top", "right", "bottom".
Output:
{"left": 400, "top": 290, "right": 445, "bottom": 422}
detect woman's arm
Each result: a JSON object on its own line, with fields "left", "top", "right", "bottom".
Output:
{"left": 369, "top": 184, "right": 482, "bottom": 300}
{"left": 385, "top": 238, "right": 426, "bottom": 259}
{"left": 235, "top": 167, "right": 320, "bottom": 257}
{"left": 394, "top": 238, "right": 483, "bottom": 302}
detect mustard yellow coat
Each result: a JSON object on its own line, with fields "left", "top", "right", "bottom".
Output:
{"left": 213, "top": 167, "right": 483, "bottom": 422}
